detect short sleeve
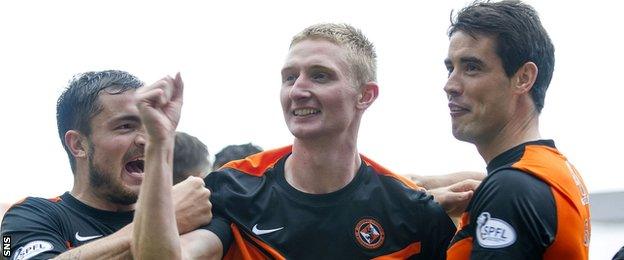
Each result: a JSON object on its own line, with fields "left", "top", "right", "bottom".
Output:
{"left": 416, "top": 195, "right": 456, "bottom": 260}
{"left": 469, "top": 169, "right": 556, "bottom": 260}
{"left": 1, "top": 199, "right": 68, "bottom": 259}
{"left": 199, "top": 215, "right": 233, "bottom": 252}
{"left": 203, "top": 172, "right": 234, "bottom": 252}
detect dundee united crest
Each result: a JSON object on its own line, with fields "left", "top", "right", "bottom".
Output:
{"left": 354, "top": 218, "right": 385, "bottom": 249}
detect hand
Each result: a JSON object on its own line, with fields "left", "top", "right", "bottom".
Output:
{"left": 135, "top": 73, "right": 184, "bottom": 142}
{"left": 172, "top": 176, "right": 212, "bottom": 234}
{"left": 429, "top": 179, "right": 480, "bottom": 217}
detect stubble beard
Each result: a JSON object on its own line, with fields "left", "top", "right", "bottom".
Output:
{"left": 88, "top": 143, "right": 138, "bottom": 206}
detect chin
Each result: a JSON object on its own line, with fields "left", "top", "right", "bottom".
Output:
{"left": 290, "top": 128, "right": 324, "bottom": 140}
{"left": 105, "top": 186, "right": 139, "bottom": 205}
{"left": 452, "top": 128, "right": 471, "bottom": 143}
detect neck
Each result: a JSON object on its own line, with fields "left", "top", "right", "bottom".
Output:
{"left": 70, "top": 188, "right": 135, "bottom": 212}
{"left": 477, "top": 111, "right": 541, "bottom": 164}
{"left": 285, "top": 134, "right": 361, "bottom": 194}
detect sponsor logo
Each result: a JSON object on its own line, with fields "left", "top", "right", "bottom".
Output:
{"left": 251, "top": 224, "right": 284, "bottom": 235}
{"left": 566, "top": 161, "right": 590, "bottom": 205}
{"left": 75, "top": 232, "right": 103, "bottom": 242}
{"left": 476, "top": 212, "right": 516, "bottom": 248}
{"left": 12, "top": 240, "right": 53, "bottom": 260}
{"left": 354, "top": 218, "right": 385, "bottom": 249}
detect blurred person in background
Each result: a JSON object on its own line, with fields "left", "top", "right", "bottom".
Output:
{"left": 173, "top": 131, "right": 211, "bottom": 184}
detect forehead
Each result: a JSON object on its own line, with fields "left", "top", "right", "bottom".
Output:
{"left": 93, "top": 89, "right": 138, "bottom": 120}
{"left": 448, "top": 31, "right": 499, "bottom": 61}
{"left": 283, "top": 39, "right": 350, "bottom": 71}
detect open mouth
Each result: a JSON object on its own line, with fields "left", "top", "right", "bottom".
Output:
{"left": 125, "top": 159, "right": 144, "bottom": 174}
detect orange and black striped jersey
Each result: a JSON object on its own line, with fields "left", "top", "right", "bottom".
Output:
{"left": 447, "top": 140, "right": 591, "bottom": 259}
{"left": 203, "top": 146, "right": 455, "bottom": 259}
{"left": 0, "top": 192, "right": 133, "bottom": 259}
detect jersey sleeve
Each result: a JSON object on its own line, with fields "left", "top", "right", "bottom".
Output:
{"left": 415, "top": 194, "right": 456, "bottom": 260}
{"left": 199, "top": 215, "right": 233, "bottom": 252}
{"left": 1, "top": 199, "right": 68, "bottom": 259}
{"left": 203, "top": 172, "right": 234, "bottom": 252}
{"left": 469, "top": 169, "right": 556, "bottom": 259}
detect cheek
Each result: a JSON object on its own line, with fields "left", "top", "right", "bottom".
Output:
{"left": 467, "top": 82, "right": 496, "bottom": 106}
{"left": 330, "top": 87, "right": 356, "bottom": 105}
{"left": 280, "top": 88, "right": 290, "bottom": 109}
{"left": 94, "top": 138, "right": 128, "bottom": 160}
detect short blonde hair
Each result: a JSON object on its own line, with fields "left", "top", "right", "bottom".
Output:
{"left": 290, "top": 23, "right": 377, "bottom": 88}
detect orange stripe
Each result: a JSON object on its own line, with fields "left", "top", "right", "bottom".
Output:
{"left": 361, "top": 154, "right": 423, "bottom": 191}
{"left": 221, "top": 146, "right": 292, "bottom": 177}
{"left": 458, "top": 213, "right": 470, "bottom": 231}
{"left": 372, "top": 241, "right": 421, "bottom": 259}
{"left": 446, "top": 237, "right": 472, "bottom": 260}
{"left": 245, "top": 233, "right": 286, "bottom": 260}
{"left": 227, "top": 225, "right": 253, "bottom": 259}
{"left": 47, "top": 196, "right": 62, "bottom": 203}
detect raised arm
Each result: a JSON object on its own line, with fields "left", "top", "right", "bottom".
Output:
{"left": 132, "top": 74, "right": 223, "bottom": 259}
{"left": 132, "top": 73, "right": 184, "bottom": 259}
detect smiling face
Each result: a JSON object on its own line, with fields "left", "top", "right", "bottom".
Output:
{"left": 85, "top": 90, "right": 145, "bottom": 205}
{"left": 444, "top": 31, "right": 515, "bottom": 145}
{"left": 280, "top": 39, "right": 362, "bottom": 141}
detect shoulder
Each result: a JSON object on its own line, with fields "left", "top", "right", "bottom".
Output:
{"left": 361, "top": 158, "right": 449, "bottom": 220}
{"left": 216, "top": 146, "right": 291, "bottom": 177}
{"left": 205, "top": 146, "right": 290, "bottom": 191}
{"left": 468, "top": 169, "right": 558, "bottom": 254}
{"left": 3, "top": 196, "right": 63, "bottom": 217}
{"left": 361, "top": 154, "right": 422, "bottom": 191}
{"left": 205, "top": 167, "right": 269, "bottom": 194}
{"left": 2, "top": 196, "right": 68, "bottom": 228}
{"left": 481, "top": 168, "right": 552, "bottom": 197}
{"left": 474, "top": 168, "right": 555, "bottom": 219}
{"left": 1, "top": 196, "right": 69, "bottom": 258}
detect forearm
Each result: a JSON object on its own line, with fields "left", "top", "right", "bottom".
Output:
{"left": 132, "top": 138, "right": 181, "bottom": 259}
{"left": 414, "top": 171, "right": 485, "bottom": 189}
{"left": 53, "top": 224, "right": 133, "bottom": 260}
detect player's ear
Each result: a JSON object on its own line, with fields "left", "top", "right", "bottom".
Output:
{"left": 512, "top": 61, "right": 538, "bottom": 94}
{"left": 65, "top": 130, "right": 88, "bottom": 159}
{"left": 356, "top": 82, "right": 379, "bottom": 110}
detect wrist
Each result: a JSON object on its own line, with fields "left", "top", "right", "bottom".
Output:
{"left": 146, "top": 135, "right": 175, "bottom": 148}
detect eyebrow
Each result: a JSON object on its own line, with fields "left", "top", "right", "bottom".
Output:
{"left": 109, "top": 114, "right": 141, "bottom": 125}
{"left": 309, "top": 64, "right": 333, "bottom": 71}
{"left": 459, "top": 56, "right": 485, "bottom": 66}
{"left": 281, "top": 64, "right": 334, "bottom": 76}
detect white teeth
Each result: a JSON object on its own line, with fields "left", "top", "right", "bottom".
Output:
{"left": 293, "top": 108, "right": 320, "bottom": 116}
